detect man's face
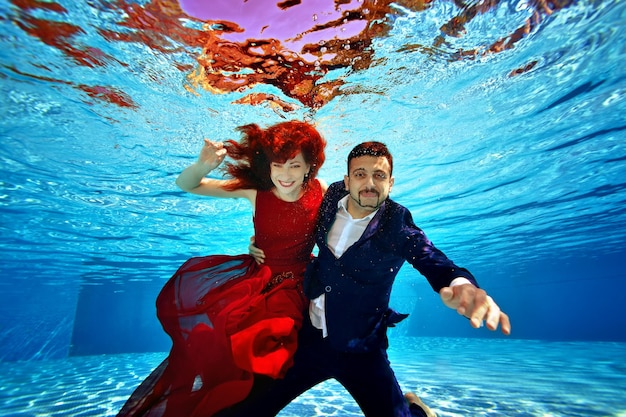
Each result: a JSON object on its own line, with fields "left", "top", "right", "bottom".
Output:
{"left": 344, "top": 155, "right": 394, "bottom": 218}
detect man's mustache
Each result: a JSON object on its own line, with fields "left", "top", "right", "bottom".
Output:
{"left": 359, "top": 188, "right": 379, "bottom": 195}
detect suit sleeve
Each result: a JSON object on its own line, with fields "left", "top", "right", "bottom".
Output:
{"left": 399, "top": 208, "right": 478, "bottom": 292}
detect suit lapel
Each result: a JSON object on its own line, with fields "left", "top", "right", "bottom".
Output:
{"left": 318, "top": 182, "right": 345, "bottom": 243}
{"left": 357, "top": 200, "right": 387, "bottom": 243}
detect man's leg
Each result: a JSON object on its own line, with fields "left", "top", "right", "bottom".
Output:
{"left": 220, "top": 321, "right": 332, "bottom": 417}
{"left": 335, "top": 348, "right": 431, "bottom": 417}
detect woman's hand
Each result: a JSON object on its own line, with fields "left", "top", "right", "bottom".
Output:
{"left": 197, "top": 139, "right": 227, "bottom": 172}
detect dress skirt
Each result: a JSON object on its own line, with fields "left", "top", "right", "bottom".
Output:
{"left": 116, "top": 254, "right": 307, "bottom": 417}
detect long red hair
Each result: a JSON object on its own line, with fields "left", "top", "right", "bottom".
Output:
{"left": 222, "top": 121, "right": 326, "bottom": 191}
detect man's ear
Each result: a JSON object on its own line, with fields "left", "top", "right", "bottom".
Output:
{"left": 389, "top": 176, "right": 394, "bottom": 192}
{"left": 344, "top": 175, "right": 349, "bottom": 190}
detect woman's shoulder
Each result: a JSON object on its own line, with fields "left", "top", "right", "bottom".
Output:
{"left": 316, "top": 178, "right": 328, "bottom": 194}
{"left": 301, "top": 178, "right": 325, "bottom": 203}
{"left": 239, "top": 188, "right": 257, "bottom": 202}
{"left": 308, "top": 178, "right": 327, "bottom": 193}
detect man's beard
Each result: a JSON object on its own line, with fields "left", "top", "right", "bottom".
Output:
{"left": 350, "top": 188, "right": 382, "bottom": 210}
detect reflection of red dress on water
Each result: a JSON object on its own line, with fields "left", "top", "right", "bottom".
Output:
{"left": 117, "top": 179, "right": 323, "bottom": 417}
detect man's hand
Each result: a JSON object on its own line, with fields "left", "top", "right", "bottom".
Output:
{"left": 248, "top": 236, "right": 265, "bottom": 264}
{"left": 440, "top": 284, "right": 511, "bottom": 335}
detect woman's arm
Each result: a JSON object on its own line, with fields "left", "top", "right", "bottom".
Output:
{"left": 176, "top": 139, "right": 255, "bottom": 202}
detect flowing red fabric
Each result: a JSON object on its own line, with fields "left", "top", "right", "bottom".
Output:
{"left": 117, "top": 180, "right": 323, "bottom": 417}
{"left": 117, "top": 255, "right": 305, "bottom": 417}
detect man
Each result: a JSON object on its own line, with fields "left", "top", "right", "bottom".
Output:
{"left": 228, "top": 141, "right": 511, "bottom": 417}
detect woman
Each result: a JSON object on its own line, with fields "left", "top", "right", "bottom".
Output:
{"left": 117, "top": 120, "right": 327, "bottom": 417}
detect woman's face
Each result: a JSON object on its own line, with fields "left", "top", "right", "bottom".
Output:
{"left": 270, "top": 152, "right": 311, "bottom": 201}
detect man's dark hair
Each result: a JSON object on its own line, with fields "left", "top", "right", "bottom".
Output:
{"left": 347, "top": 141, "right": 393, "bottom": 175}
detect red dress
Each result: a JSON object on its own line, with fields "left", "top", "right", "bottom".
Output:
{"left": 117, "top": 180, "right": 323, "bottom": 417}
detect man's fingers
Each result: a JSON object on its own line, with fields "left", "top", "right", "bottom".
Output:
{"left": 439, "top": 287, "right": 454, "bottom": 303}
{"left": 476, "top": 298, "right": 511, "bottom": 335}
{"left": 499, "top": 312, "right": 512, "bottom": 335}
{"left": 469, "top": 295, "right": 491, "bottom": 328}
{"left": 484, "top": 298, "right": 502, "bottom": 330}
{"left": 456, "top": 287, "right": 478, "bottom": 317}
{"left": 441, "top": 285, "right": 511, "bottom": 335}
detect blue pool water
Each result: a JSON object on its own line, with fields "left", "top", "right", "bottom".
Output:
{"left": 1, "top": 0, "right": 625, "bottom": 415}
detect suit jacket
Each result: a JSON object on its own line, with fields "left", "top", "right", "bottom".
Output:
{"left": 304, "top": 181, "right": 478, "bottom": 352}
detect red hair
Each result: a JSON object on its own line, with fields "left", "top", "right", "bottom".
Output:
{"left": 222, "top": 120, "right": 326, "bottom": 191}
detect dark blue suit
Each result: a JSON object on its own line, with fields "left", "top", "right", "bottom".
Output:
{"left": 222, "top": 181, "right": 478, "bottom": 417}
{"left": 305, "top": 181, "right": 477, "bottom": 353}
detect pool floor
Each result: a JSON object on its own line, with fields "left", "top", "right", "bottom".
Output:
{"left": 1, "top": 337, "right": 624, "bottom": 416}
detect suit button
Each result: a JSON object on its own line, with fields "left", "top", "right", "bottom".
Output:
{"left": 325, "top": 285, "right": 332, "bottom": 293}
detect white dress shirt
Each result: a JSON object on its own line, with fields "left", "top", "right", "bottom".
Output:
{"left": 309, "top": 196, "right": 376, "bottom": 337}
